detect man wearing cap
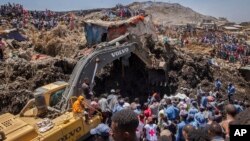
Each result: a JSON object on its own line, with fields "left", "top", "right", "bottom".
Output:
{"left": 107, "top": 89, "right": 118, "bottom": 111}
{"left": 90, "top": 123, "right": 110, "bottom": 141}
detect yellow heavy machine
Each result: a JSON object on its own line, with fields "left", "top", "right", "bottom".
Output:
{"left": 0, "top": 81, "right": 102, "bottom": 141}
{"left": 0, "top": 34, "right": 167, "bottom": 141}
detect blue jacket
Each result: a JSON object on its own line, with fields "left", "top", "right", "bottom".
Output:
{"left": 215, "top": 80, "right": 222, "bottom": 89}
{"left": 189, "top": 120, "right": 199, "bottom": 128}
{"left": 188, "top": 107, "right": 199, "bottom": 116}
{"left": 176, "top": 120, "right": 188, "bottom": 141}
{"left": 227, "top": 85, "right": 235, "bottom": 95}
{"left": 194, "top": 112, "right": 207, "bottom": 128}
{"left": 234, "top": 104, "right": 243, "bottom": 113}
{"left": 112, "top": 104, "right": 124, "bottom": 113}
{"left": 164, "top": 105, "right": 179, "bottom": 121}
{"left": 201, "top": 96, "right": 208, "bottom": 108}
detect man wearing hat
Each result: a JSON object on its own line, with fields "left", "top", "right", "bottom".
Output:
{"left": 73, "top": 95, "right": 88, "bottom": 120}
{"left": 107, "top": 89, "right": 118, "bottom": 111}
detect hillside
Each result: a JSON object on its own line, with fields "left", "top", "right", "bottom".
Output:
{"left": 83, "top": 1, "right": 217, "bottom": 25}
{"left": 129, "top": 1, "right": 217, "bottom": 25}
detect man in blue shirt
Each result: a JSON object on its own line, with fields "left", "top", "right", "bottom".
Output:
{"left": 200, "top": 93, "right": 208, "bottom": 108}
{"left": 188, "top": 101, "right": 199, "bottom": 121}
{"left": 164, "top": 102, "right": 179, "bottom": 121}
{"left": 227, "top": 83, "right": 235, "bottom": 103}
{"left": 194, "top": 111, "right": 207, "bottom": 128}
{"left": 233, "top": 100, "right": 243, "bottom": 114}
{"left": 112, "top": 99, "right": 125, "bottom": 114}
{"left": 215, "top": 79, "right": 222, "bottom": 91}
{"left": 176, "top": 111, "right": 188, "bottom": 141}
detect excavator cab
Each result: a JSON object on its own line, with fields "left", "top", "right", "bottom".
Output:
{"left": 19, "top": 81, "right": 68, "bottom": 117}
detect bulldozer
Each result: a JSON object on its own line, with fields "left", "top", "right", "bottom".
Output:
{"left": 0, "top": 34, "right": 167, "bottom": 141}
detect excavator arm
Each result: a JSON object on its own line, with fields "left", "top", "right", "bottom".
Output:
{"left": 60, "top": 41, "right": 138, "bottom": 112}
{"left": 58, "top": 34, "right": 166, "bottom": 112}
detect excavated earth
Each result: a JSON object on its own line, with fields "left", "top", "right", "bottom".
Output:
{"left": 235, "top": 108, "right": 250, "bottom": 125}
{"left": 1, "top": 31, "right": 250, "bottom": 115}
{"left": 0, "top": 58, "right": 76, "bottom": 114}
{"left": 0, "top": 4, "right": 249, "bottom": 120}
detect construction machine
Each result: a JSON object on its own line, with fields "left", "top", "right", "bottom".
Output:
{"left": 0, "top": 34, "right": 166, "bottom": 141}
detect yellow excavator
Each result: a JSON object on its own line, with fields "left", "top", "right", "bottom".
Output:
{"left": 0, "top": 34, "right": 167, "bottom": 141}
{"left": 0, "top": 81, "right": 102, "bottom": 141}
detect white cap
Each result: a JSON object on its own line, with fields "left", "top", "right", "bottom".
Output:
{"left": 111, "top": 89, "right": 115, "bottom": 93}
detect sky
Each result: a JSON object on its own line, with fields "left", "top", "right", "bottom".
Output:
{"left": 0, "top": 0, "right": 249, "bottom": 23}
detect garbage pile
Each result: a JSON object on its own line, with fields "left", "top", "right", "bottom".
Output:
{"left": 0, "top": 2, "right": 250, "bottom": 117}
{"left": 0, "top": 58, "right": 76, "bottom": 114}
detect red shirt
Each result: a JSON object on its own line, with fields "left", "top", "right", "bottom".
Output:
{"left": 144, "top": 108, "right": 152, "bottom": 118}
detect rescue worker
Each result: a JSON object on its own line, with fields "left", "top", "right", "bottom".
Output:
{"left": 227, "top": 83, "right": 235, "bottom": 103}
{"left": 214, "top": 79, "right": 222, "bottom": 91}
{"left": 73, "top": 95, "right": 89, "bottom": 121}
{"left": 82, "top": 78, "right": 92, "bottom": 99}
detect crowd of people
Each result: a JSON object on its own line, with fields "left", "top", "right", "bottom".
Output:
{"left": 0, "top": 3, "right": 76, "bottom": 30}
{"left": 72, "top": 78, "right": 247, "bottom": 141}
{"left": 198, "top": 32, "right": 249, "bottom": 64}
{"left": 101, "top": 4, "right": 145, "bottom": 21}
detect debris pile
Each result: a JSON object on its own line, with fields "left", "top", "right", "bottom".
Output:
{"left": 33, "top": 24, "right": 86, "bottom": 57}
{"left": 0, "top": 58, "right": 76, "bottom": 114}
{"left": 0, "top": 2, "right": 250, "bottom": 116}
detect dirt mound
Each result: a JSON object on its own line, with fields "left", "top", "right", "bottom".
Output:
{"left": 0, "top": 58, "right": 76, "bottom": 114}
{"left": 166, "top": 47, "right": 213, "bottom": 94}
{"left": 33, "top": 24, "right": 86, "bottom": 58}
{"left": 129, "top": 1, "right": 217, "bottom": 25}
{"left": 235, "top": 108, "right": 250, "bottom": 124}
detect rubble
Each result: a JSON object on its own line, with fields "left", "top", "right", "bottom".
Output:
{"left": 0, "top": 2, "right": 250, "bottom": 116}
{"left": 33, "top": 24, "right": 86, "bottom": 57}
{"left": 0, "top": 58, "right": 76, "bottom": 114}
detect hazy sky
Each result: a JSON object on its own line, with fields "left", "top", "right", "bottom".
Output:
{"left": 0, "top": 0, "right": 249, "bottom": 23}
